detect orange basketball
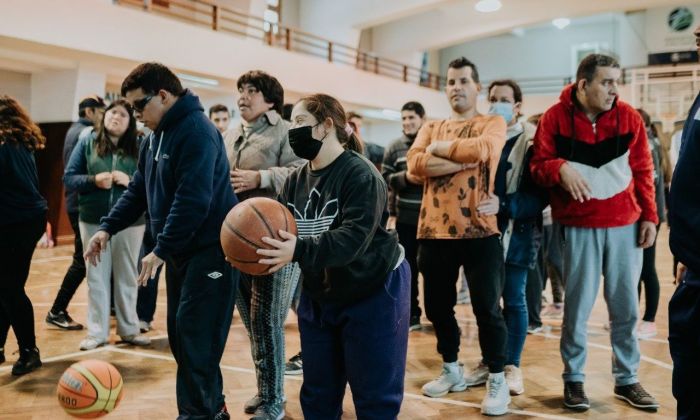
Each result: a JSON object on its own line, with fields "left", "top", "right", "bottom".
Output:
{"left": 221, "top": 197, "right": 297, "bottom": 275}
{"left": 57, "top": 359, "right": 124, "bottom": 418}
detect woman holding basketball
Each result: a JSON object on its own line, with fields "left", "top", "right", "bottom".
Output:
{"left": 258, "top": 93, "right": 411, "bottom": 419}
{"left": 223, "top": 70, "right": 304, "bottom": 420}
{"left": 64, "top": 99, "right": 150, "bottom": 351}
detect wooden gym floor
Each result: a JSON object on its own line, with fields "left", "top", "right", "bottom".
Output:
{"left": 0, "top": 229, "right": 678, "bottom": 419}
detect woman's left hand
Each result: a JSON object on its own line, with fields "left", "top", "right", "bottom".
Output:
{"left": 112, "top": 170, "right": 130, "bottom": 187}
{"left": 257, "top": 230, "right": 297, "bottom": 273}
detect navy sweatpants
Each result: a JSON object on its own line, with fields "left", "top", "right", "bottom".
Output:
{"left": 164, "top": 245, "right": 238, "bottom": 420}
{"left": 298, "top": 259, "right": 410, "bottom": 420}
{"left": 669, "top": 269, "right": 700, "bottom": 420}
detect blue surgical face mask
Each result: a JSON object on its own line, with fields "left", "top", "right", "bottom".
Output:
{"left": 488, "top": 102, "right": 514, "bottom": 124}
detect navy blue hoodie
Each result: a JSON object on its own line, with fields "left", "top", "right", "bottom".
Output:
{"left": 669, "top": 91, "right": 700, "bottom": 286}
{"left": 100, "top": 90, "right": 236, "bottom": 259}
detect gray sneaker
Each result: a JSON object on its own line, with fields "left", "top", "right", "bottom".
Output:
{"left": 464, "top": 362, "right": 489, "bottom": 387}
{"left": 120, "top": 334, "right": 151, "bottom": 346}
{"left": 251, "top": 402, "right": 285, "bottom": 420}
{"left": 244, "top": 395, "right": 263, "bottom": 414}
{"left": 422, "top": 362, "right": 468, "bottom": 397}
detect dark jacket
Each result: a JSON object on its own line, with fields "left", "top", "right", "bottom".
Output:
{"left": 282, "top": 150, "right": 402, "bottom": 305}
{"left": 99, "top": 90, "right": 237, "bottom": 260}
{"left": 0, "top": 140, "right": 47, "bottom": 226}
{"left": 64, "top": 130, "right": 144, "bottom": 225}
{"left": 382, "top": 134, "right": 423, "bottom": 225}
{"left": 494, "top": 122, "right": 547, "bottom": 268}
{"left": 63, "top": 118, "right": 93, "bottom": 214}
{"left": 669, "top": 91, "right": 700, "bottom": 285}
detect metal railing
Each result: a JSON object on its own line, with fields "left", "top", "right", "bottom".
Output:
{"left": 115, "top": 0, "right": 443, "bottom": 90}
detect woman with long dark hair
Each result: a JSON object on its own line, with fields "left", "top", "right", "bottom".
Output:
{"left": 0, "top": 95, "right": 48, "bottom": 375}
{"left": 64, "top": 99, "right": 149, "bottom": 351}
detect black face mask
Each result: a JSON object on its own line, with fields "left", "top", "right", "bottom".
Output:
{"left": 288, "top": 124, "right": 324, "bottom": 160}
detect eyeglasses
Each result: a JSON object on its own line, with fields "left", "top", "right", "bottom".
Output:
{"left": 132, "top": 95, "right": 154, "bottom": 113}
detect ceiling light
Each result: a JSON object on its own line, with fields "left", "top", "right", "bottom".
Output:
{"left": 475, "top": 0, "right": 502, "bottom": 13}
{"left": 176, "top": 73, "right": 219, "bottom": 87}
{"left": 552, "top": 17, "right": 571, "bottom": 29}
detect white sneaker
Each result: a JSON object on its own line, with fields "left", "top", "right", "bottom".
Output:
{"left": 421, "top": 362, "right": 468, "bottom": 398}
{"left": 464, "top": 362, "right": 489, "bottom": 386}
{"left": 121, "top": 334, "right": 151, "bottom": 346}
{"left": 481, "top": 372, "right": 511, "bottom": 416}
{"left": 139, "top": 320, "right": 152, "bottom": 333}
{"left": 79, "top": 336, "right": 106, "bottom": 351}
{"left": 637, "top": 321, "right": 658, "bottom": 339}
{"left": 504, "top": 365, "right": 524, "bottom": 395}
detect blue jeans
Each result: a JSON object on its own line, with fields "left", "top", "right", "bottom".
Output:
{"left": 503, "top": 264, "right": 528, "bottom": 367}
{"left": 298, "top": 260, "right": 410, "bottom": 420}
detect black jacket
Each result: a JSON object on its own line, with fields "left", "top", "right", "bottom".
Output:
{"left": 281, "top": 150, "right": 401, "bottom": 304}
{"left": 670, "top": 91, "right": 700, "bottom": 285}
{"left": 0, "top": 141, "right": 47, "bottom": 226}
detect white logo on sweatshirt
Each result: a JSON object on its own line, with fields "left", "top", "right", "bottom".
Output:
{"left": 288, "top": 188, "right": 339, "bottom": 239}
{"left": 207, "top": 271, "right": 223, "bottom": 279}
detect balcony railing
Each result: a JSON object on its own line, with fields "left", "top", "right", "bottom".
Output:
{"left": 115, "top": 0, "right": 444, "bottom": 90}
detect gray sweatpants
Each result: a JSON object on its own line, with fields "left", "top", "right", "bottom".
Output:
{"left": 80, "top": 222, "right": 144, "bottom": 341}
{"left": 560, "top": 223, "right": 642, "bottom": 386}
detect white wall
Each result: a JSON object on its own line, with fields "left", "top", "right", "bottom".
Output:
{"left": 0, "top": 69, "right": 31, "bottom": 109}
{"left": 439, "top": 15, "right": 630, "bottom": 83}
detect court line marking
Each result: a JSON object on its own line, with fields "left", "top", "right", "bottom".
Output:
{"left": 32, "top": 256, "right": 74, "bottom": 263}
{"left": 113, "top": 347, "right": 577, "bottom": 419}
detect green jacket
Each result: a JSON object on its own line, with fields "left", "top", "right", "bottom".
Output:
{"left": 63, "top": 130, "right": 145, "bottom": 225}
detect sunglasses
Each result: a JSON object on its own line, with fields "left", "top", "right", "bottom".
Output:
{"left": 132, "top": 95, "right": 154, "bottom": 113}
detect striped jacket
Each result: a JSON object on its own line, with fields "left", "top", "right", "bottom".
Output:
{"left": 382, "top": 134, "right": 424, "bottom": 225}
{"left": 530, "top": 84, "right": 658, "bottom": 228}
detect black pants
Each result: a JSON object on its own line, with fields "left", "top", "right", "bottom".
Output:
{"left": 136, "top": 225, "right": 162, "bottom": 323}
{"left": 50, "top": 212, "right": 86, "bottom": 314}
{"left": 165, "top": 245, "right": 238, "bottom": 419}
{"left": 0, "top": 214, "right": 46, "bottom": 349}
{"left": 669, "top": 271, "right": 700, "bottom": 420}
{"left": 396, "top": 222, "right": 422, "bottom": 318}
{"left": 638, "top": 228, "right": 660, "bottom": 322}
{"left": 418, "top": 236, "right": 507, "bottom": 372}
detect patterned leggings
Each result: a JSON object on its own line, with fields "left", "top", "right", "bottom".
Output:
{"left": 236, "top": 264, "right": 301, "bottom": 405}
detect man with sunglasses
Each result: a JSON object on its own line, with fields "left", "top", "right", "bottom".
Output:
{"left": 83, "top": 62, "right": 238, "bottom": 420}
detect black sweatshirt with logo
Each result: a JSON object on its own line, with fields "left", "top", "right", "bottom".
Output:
{"left": 280, "top": 150, "right": 402, "bottom": 305}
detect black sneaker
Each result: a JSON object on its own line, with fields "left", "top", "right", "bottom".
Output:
{"left": 564, "top": 381, "right": 590, "bottom": 411}
{"left": 285, "top": 352, "right": 303, "bottom": 375}
{"left": 614, "top": 383, "right": 659, "bottom": 412}
{"left": 409, "top": 315, "right": 422, "bottom": 331}
{"left": 46, "top": 311, "right": 83, "bottom": 330}
{"left": 213, "top": 403, "right": 230, "bottom": 420}
{"left": 12, "top": 347, "right": 42, "bottom": 376}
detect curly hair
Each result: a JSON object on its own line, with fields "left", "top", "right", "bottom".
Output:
{"left": 0, "top": 95, "right": 46, "bottom": 151}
